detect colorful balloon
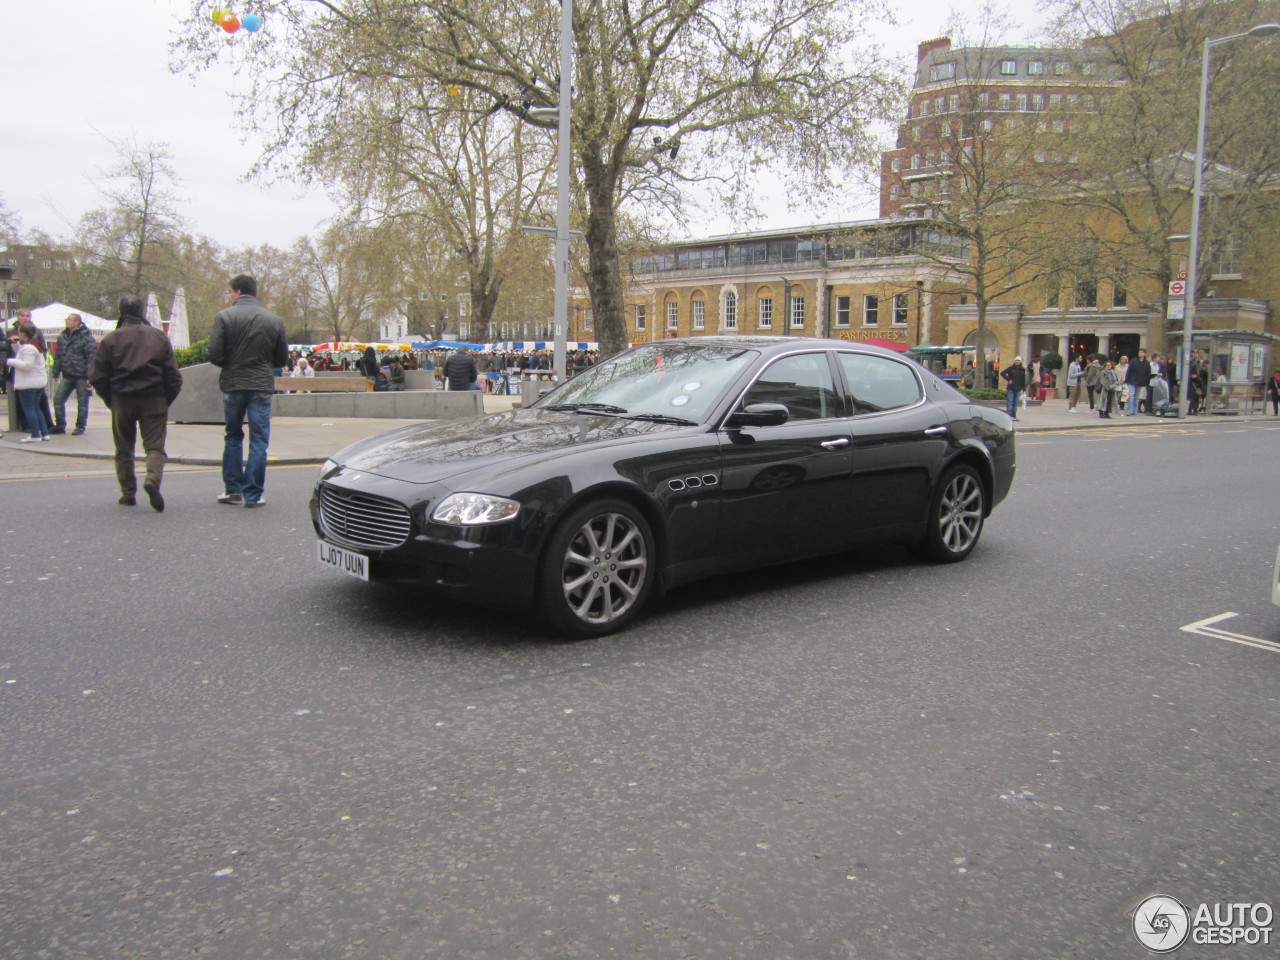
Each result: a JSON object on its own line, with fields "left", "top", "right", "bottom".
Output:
{"left": 220, "top": 13, "right": 241, "bottom": 32}
{"left": 241, "top": 13, "right": 262, "bottom": 32}
{"left": 211, "top": 7, "right": 225, "bottom": 24}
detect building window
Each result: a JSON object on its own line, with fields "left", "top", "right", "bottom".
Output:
{"left": 666, "top": 300, "right": 678, "bottom": 329}
{"left": 1112, "top": 284, "right": 1127, "bottom": 308}
{"left": 948, "top": 94, "right": 959, "bottom": 112}
{"left": 1017, "top": 93, "right": 1028, "bottom": 111}
{"left": 1000, "top": 59, "right": 1018, "bottom": 75}
{"left": 910, "top": 154, "right": 921, "bottom": 169}
{"left": 723, "top": 292, "right": 737, "bottom": 329}
{"left": 634, "top": 304, "right": 646, "bottom": 330}
{"left": 1044, "top": 274, "right": 1061, "bottom": 308}
{"left": 890, "top": 157, "right": 900, "bottom": 172}
{"left": 863, "top": 294, "right": 879, "bottom": 326}
{"left": 583, "top": 307, "right": 593, "bottom": 330}
{"left": 942, "top": 122, "right": 953, "bottom": 137}
{"left": 1075, "top": 278, "right": 1097, "bottom": 308}
{"left": 758, "top": 297, "right": 772, "bottom": 328}
{"left": 835, "top": 295, "right": 851, "bottom": 327}
{"left": 1032, "top": 93, "right": 1044, "bottom": 110}
{"left": 1213, "top": 234, "right": 1244, "bottom": 276}
{"left": 1027, "top": 59, "right": 1044, "bottom": 75}
{"left": 1082, "top": 94, "right": 1095, "bottom": 109}
{"left": 1082, "top": 61, "right": 1097, "bottom": 75}
{"left": 1054, "top": 60, "right": 1070, "bottom": 75}
{"left": 790, "top": 296, "right": 805, "bottom": 328}
{"left": 929, "top": 61, "right": 956, "bottom": 82}
{"left": 999, "top": 93, "right": 1012, "bottom": 110}
{"left": 889, "top": 185, "right": 899, "bottom": 200}
{"left": 892, "top": 293, "right": 909, "bottom": 325}
{"left": 934, "top": 96, "right": 944, "bottom": 114}
{"left": 977, "top": 92, "right": 989, "bottom": 108}
{"left": 692, "top": 299, "right": 705, "bottom": 329}
{"left": 1049, "top": 94, "right": 1062, "bottom": 107}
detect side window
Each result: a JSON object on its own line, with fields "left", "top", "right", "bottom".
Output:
{"left": 742, "top": 353, "right": 840, "bottom": 421}
{"left": 837, "top": 353, "right": 922, "bottom": 414}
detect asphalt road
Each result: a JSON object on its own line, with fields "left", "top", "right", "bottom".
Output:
{"left": 2, "top": 422, "right": 1278, "bottom": 959}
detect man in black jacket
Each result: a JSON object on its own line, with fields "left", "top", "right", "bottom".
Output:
{"left": 1000, "top": 355, "right": 1027, "bottom": 420}
{"left": 1123, "top": 347, "right": 1152, "bottom": 416}
{"left": 89, "top": 296, "right": 183, "bottom": 511}
{"left": 207, "top": 274, "right": 288, "bottom": 507}
{"left": 443, "top": 346, "right": 479, "bottom": 391}
{"left": 51, "top": 313, "right": 97, "bottom": 435}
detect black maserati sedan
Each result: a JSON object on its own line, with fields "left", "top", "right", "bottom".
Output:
{"left": 312, "top": 337, "right": 1015, "bottom": 636}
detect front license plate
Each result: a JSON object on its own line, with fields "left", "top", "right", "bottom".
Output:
{"left": 317, "top": 540, "right": 369, "bottom": 581}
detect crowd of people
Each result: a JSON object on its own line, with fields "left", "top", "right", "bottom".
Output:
{"left": 997, "top": 348, "right": 1280, "bottom": 419}
{"left": 277, "top": 345, "right": 602, "bottom": 393}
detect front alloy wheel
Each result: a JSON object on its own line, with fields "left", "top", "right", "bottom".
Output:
{"left": 921, "top": 464, "right": 986, "bottom": 562}
{"left": 538, "top": 499, "right": 654, "bottom": 637}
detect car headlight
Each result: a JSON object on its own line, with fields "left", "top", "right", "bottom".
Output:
{"left": 319, "top": 458, "right": 339, "bottom": 480}
{"left": 431, "top": 493, "right": 521, "bottom": 525}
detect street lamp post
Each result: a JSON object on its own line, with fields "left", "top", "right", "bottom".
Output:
{"left": 1177, "top": 22, "right": 1280, "bottom": 418}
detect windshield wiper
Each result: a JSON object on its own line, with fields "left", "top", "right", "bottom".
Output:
{"left": 623, "top": 413, "right": 699, "bottom": 426}
{"left": 543, "top": 402, "right": 629, "bottom": 415}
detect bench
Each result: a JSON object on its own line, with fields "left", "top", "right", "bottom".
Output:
{"left": 274, "top": 376, "right": 369, "bottom": 393}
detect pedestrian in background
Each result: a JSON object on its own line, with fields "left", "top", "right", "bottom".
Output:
{"left": 89, "top": 295, "right": 183, "bottom": 510}
{"left": 207, "top": 274, "right": 288, "bottom": 508}
{"left": 1124, "top": 348, "right": 1152, "bottom": 415}
{"left": 1066, "top": 354, "right": 1084, "bottom": 412}
{"left": 6, "top": 319, "right": 50, "bottom": 442}
{"left": 51, "top": 313, "right": 97, "bottom": 435}
{"left": 1267, "top": 368, "right": 1280, "bottom": 415}
{"left": 1083, "top": 354, "right": 1101, "bottom": 410}
{"left": 0, "top": 322, "right": 13, "bottom": 395}
{"left": 444, "top": 345, "right": 479, "bottom": 391}
{"left": 1097, "top": 360, "right": 1119, "bottom": 418}
{"left": 1000, "top": 355, "right": 1026, "bottom": 421}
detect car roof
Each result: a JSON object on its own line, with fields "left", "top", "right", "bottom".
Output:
{"left": 637, "top": 336, "right": 913, "bottom": 359}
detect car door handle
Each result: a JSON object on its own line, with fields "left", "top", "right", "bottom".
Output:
{"left": 923, "top": 426, "right": 949, "bottom": 437}
{"left": 820, "top": 438, "right": 851, "bottom": 449}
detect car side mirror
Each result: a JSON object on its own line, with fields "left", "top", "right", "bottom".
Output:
{"left": 726, "top": 402, "right": 789, "bottom": 429}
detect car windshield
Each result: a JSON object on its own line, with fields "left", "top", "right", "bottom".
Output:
{"left": 537, "top": 343, "right": 759, "bottom": 422}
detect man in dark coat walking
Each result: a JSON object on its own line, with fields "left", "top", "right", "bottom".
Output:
{"left": 89, "top": 296, "right": 183, "bottom": 511}
{"left": 443, "top": 346, "right": 479, "bottom": 391}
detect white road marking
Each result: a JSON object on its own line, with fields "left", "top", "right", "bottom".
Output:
{"left": 1180, "top": 612, "right": 1280, "bottom": 654}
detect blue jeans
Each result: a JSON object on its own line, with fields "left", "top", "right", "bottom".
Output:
{"left": 221, "top": 391, "right": 273, "bottom": 503}
{"left": 1005, "top": 388, "right": 1021, "bottom": 418}
{"left": 1126, "top": 386, "right": 1141, "bottom": 414}
{"left": 16, "top": 388, "right": 49, "bottom": 438}
{"left": 53, "top": 375, "right": 91, "bottom": 431}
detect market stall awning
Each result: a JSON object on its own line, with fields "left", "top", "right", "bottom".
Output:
{"left": 908, "top": 343, "right": 976, "bottom": 357}
{"left": 859, "top": 337, "right": 912, "bottom": 354}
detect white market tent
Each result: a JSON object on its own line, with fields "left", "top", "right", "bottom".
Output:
{"left": 167, "top": 287, "right": 191, "bottom": 349}
{"left": 22, "top": 302, "right": 116, "bottom": 339}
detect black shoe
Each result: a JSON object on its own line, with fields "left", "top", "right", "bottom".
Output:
{"left": 119, "top": 495, "right": 136, "bottom": 506}
{"left": 71, "top": 428, "right": 85, "bottom": 436}
{"left": 49, "top": 427, "right": 66, "bottom": 435}
{"left": 143, "top": 480, "right": 164, "bottom": 513}
{"left": 243, "top": 498, "right": 265, "bottom": 508}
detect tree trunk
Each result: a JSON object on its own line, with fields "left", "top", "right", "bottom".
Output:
{"left": 581, "top": 150, "right": 627, "bottom": 356}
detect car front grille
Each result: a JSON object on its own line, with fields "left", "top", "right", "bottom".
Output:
{"left": 319, "top": 484, "right": 412, "bottom": 550}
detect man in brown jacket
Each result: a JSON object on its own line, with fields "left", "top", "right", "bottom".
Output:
{"left": 89, "top": 294, "right": 184, "bottom": 511}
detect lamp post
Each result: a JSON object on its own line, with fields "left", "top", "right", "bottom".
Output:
{"left": 1177, "top": 22, "right": 1280, "bottom": 418}
{"left": 522, "top": 0, "right": 575, "bottom": 382}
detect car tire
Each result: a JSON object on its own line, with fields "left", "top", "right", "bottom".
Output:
{"left": 537, "top": 498, "right": 655, "bottom": 637}
{"left": 918, "top": 464, "right": 985, "bottom": 563}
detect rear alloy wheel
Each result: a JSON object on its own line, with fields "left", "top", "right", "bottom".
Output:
{"left": 920, "top": 464, "right": 986, "bottom": 562}
{"left": 538, "top": 499, "right": 655, "bottom": 637}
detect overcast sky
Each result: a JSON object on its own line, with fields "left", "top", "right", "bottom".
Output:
{"left": 2, "top": 0, "right": 1048, "bottom": 252}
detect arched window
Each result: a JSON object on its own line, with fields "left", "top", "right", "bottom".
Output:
{"left": 723, "top": 291, "right": 738, "bottom": 329}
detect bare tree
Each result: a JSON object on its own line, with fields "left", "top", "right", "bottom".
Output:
{"left": 175, "top": 0, "right": 902, "bottom": 354}
{"left": 81, "top": 135, "right": 187, "bottom": 299}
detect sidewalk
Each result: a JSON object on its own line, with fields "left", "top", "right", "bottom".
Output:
{"left": 0, "top": 391, "right": 1272, "bottom": 467}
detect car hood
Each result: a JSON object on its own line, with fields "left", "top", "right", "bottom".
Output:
{"left": 332, "top": 408, "right": 695, "bottom": 484}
